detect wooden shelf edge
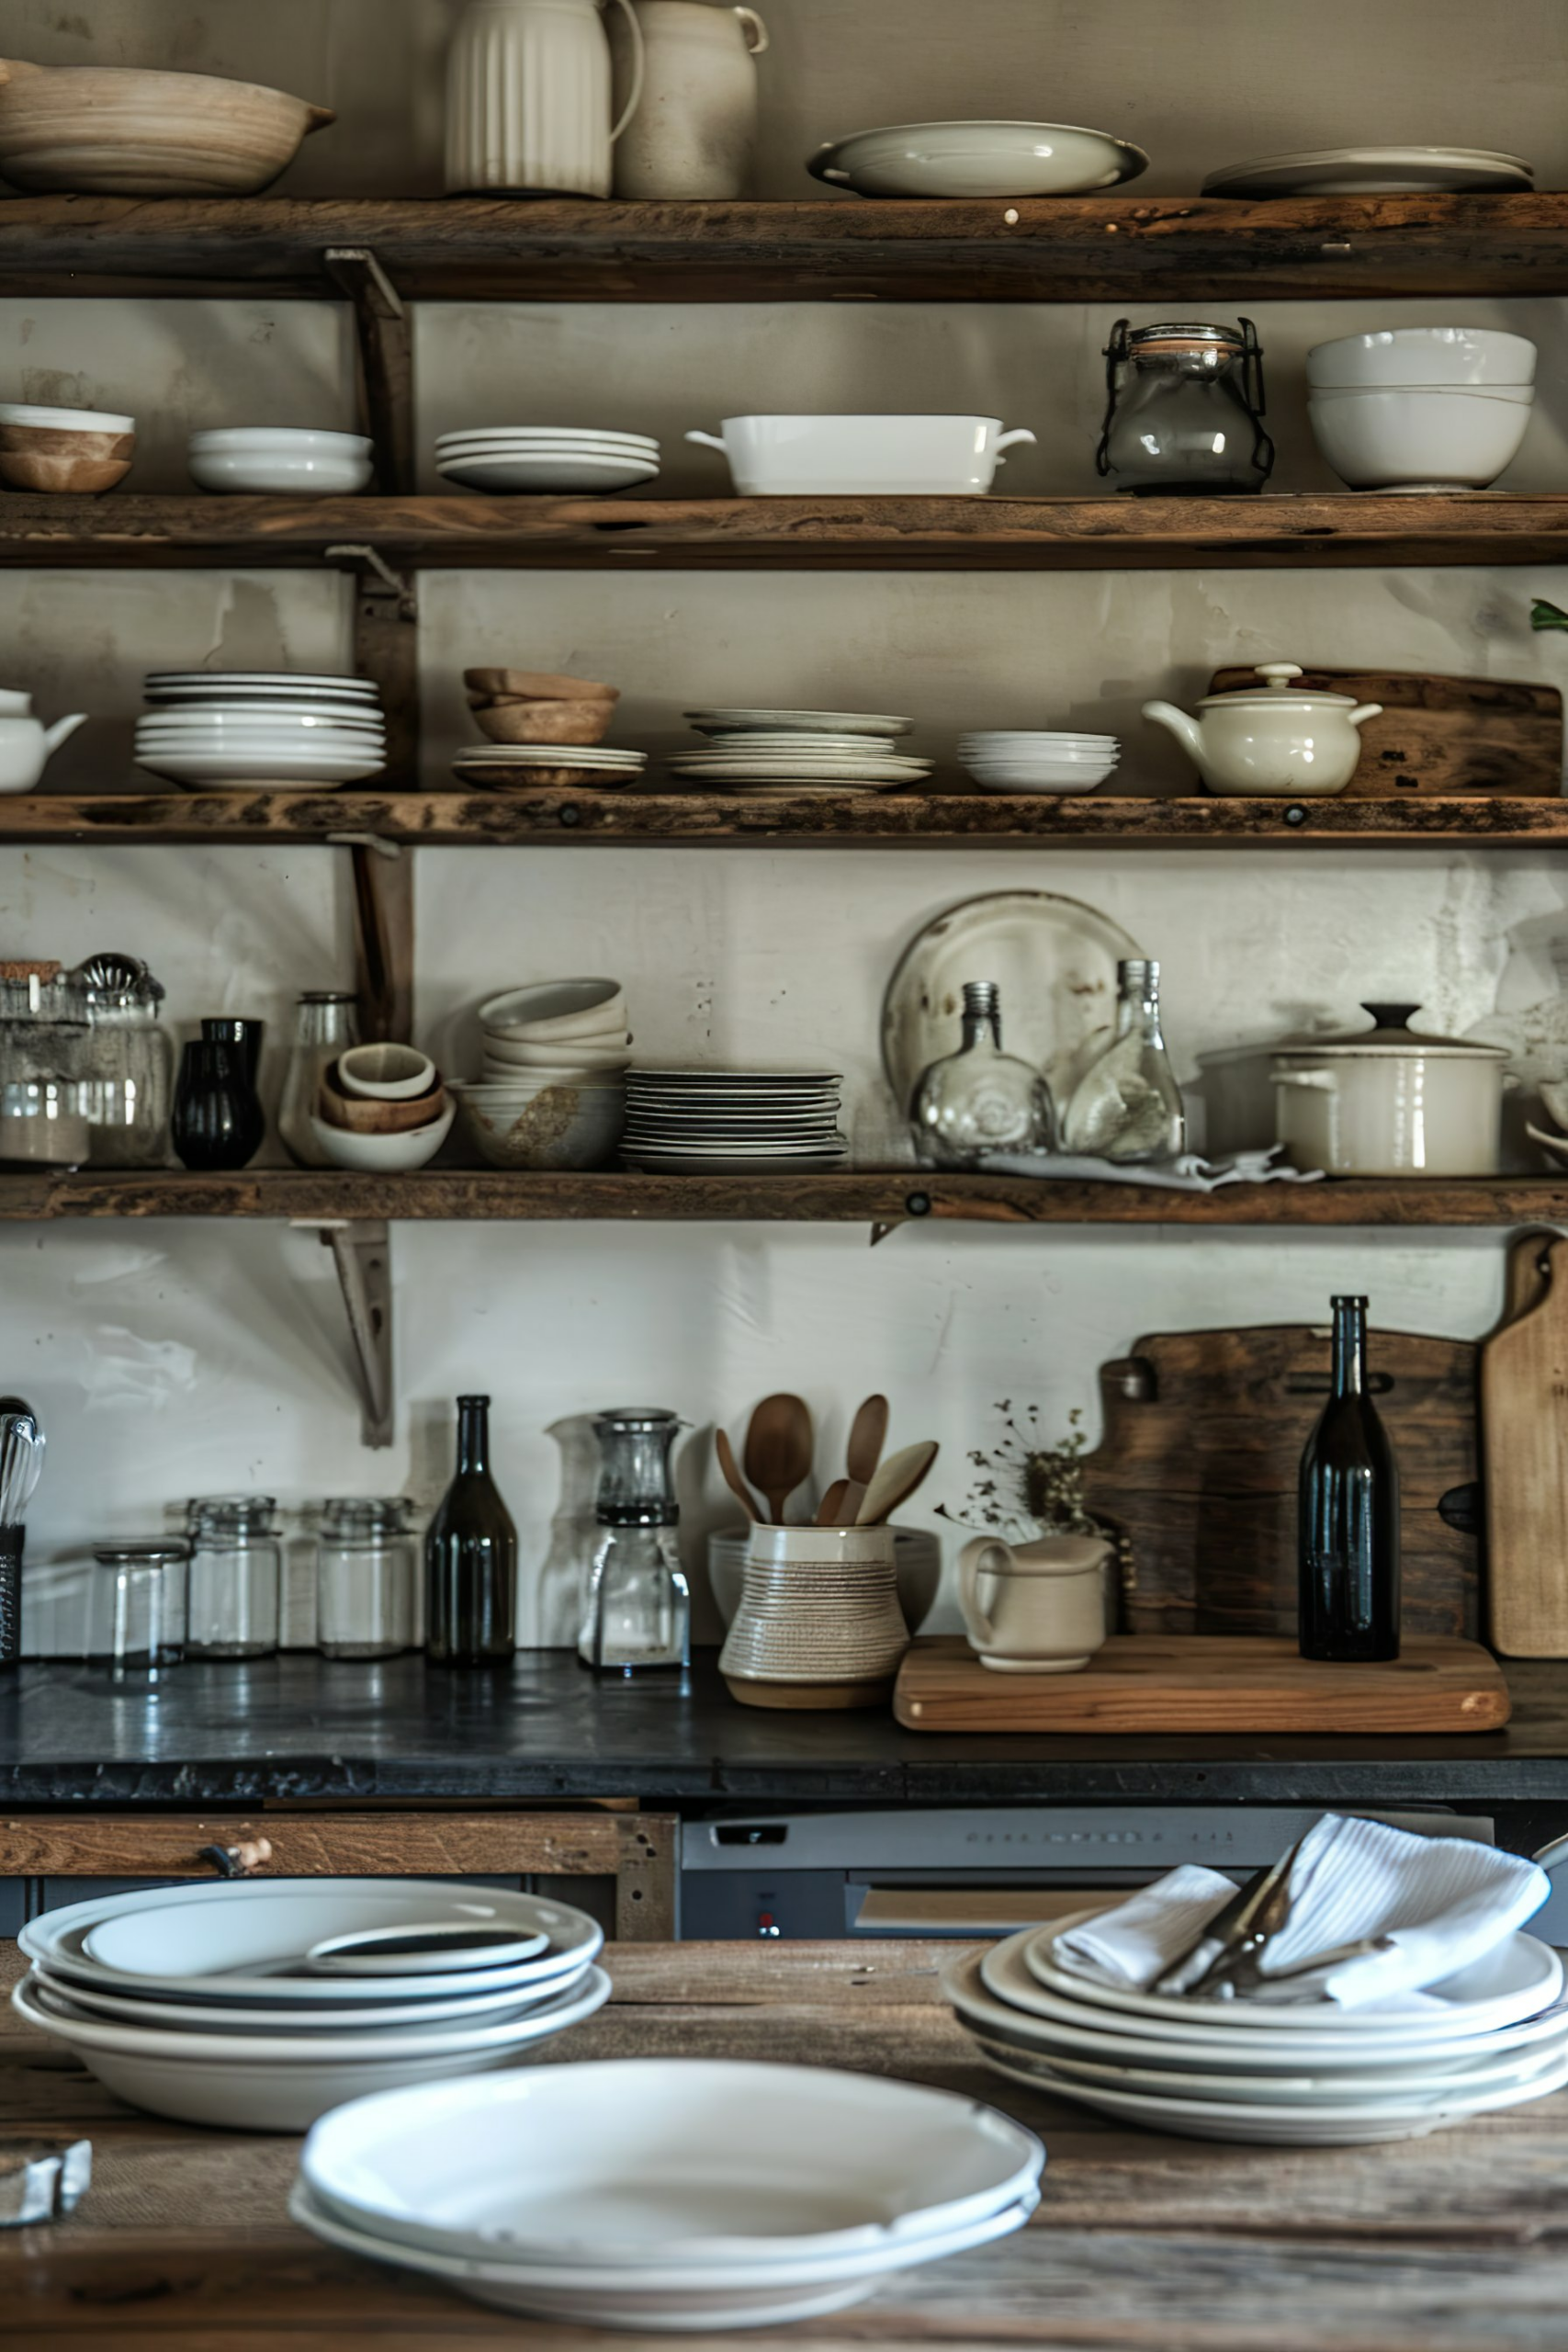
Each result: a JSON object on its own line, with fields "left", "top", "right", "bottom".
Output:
{"left": 2, "top": 1170, "right": 1564, "bottom": 1227}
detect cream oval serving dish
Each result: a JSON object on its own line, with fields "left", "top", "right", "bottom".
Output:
{"left": 808, "top": 119, "right": 1146, "bottom": 198}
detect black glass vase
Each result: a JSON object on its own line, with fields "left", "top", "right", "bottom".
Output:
{"left": 172, "top": 1039, "right": 265, "bottom": 1171}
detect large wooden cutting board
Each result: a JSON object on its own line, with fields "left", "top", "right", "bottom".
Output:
{"left": 894, "top": 1635, "right": 1509, "bottom": 1734}
{"left": 1483, "top": 1232, "right": 1568, "bottom": 1657}
{"left": 1208, "top": 667, "right": 1562, "bottom": 797}
{"left": 1079, "top": 1325, "right": 1480, "bottom": 1639}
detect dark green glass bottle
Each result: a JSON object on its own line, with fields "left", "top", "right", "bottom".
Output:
{"left": 1298, "top": 1297, "right": 1401, "bottom": 1662}
{"left": 425, "top": 1395, "right": 517, "bottom": 1666}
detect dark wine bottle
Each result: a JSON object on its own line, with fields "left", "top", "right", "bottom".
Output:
{"left": 425, "top": 1395, "right": 517, "bottom": 1667}
{"left": 1298, "top": 1296, "right": 1401, "bottom": 1661}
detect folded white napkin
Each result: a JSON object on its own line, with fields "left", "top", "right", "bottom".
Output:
{"left": 1052, "top": 1815, "right": 1551, "bottom": 2009}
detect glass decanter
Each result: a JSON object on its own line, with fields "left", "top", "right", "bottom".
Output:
{"left": 1061, "top": 958, "right": 1187, "bottom": 1163}
{"left": 908, "top": 981, "right": 1054, "bottom": 1167}
{"left": 578, "top": 1408, "right": 690, "bottom": 1677}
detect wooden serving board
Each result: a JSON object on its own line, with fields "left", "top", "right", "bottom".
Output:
{"left": 894, "top": 1635, "right": 1510, "bottom": 1735}
{"left": 1208, "top": 666, "right": 1562, "bottom": 797}
{"left": 1483, "top": 1232, "right": 1568, "bottom": 1657}
{"left": 1080, "top": 1324, "right": 1481, "bottom": 1640}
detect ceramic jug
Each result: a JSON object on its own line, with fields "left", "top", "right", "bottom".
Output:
{"left": 608, "top": 1, "right": 767, "bottom": 198}
{"left": 958, "top": 1532, "right": 1111, "bottom": 1674}
{"left": 446, "top": 0, "right": 645, "bottom": 198}
{"left": 0, "top": 690, "right": 85, "bottom": 795}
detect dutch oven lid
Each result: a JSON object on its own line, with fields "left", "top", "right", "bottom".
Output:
{"left": 1274, "top": 1002, "right": 1509, "bottom": 1059}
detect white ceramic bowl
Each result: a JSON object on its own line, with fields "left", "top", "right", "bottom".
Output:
{"left": 686, "top": 415, "right": 1037, "bottom": 496}
{"left": 310, "top": 1104, "right": 453, "bottom": 1171}
{"left": 188, "top": 427, "right": 374, "bottom": 496}
{"left": 481, "top": 1039, "right": 631, "bottom": 1072}
{"left": 1306, "top": 327, "right": 1538, "bottom": 390}
{"left": 479, "top": 1064, "right": 627, "bottom": 1087}
{"left": 808, "top": 119, "right": 1146, "bottom": 198}
{"left": 299, "top": 2056, "right": 1044, "bottom": 2267}
{"left": 452, "top": 1080, "right": 626, "bottom": 1171}
{"left": 479, "top": 979, "right": 626, "bottom": 1037}
{"left": 1308, "top": 385, "right": 1535, "bottom": 490}
{"left": 338, "top": 1044, "right": 437, "bottom": 1101}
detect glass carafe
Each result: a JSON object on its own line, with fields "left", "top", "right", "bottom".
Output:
{"left": 1098, "top": 319, "right": 1273, "bottom": 494}
{"left": 578, "top": 1408, "right": 690, "bottom": 1675}
{"left": 279, "top": 992, "right": 360, "bottom": 1168}
{"left": 908, "top": 981, "right": 1054, "bottom": 1167}
{"left": 1061, "top": 958, "right": 1187, "bottom": 1163}
{"left": 70, "top": 953, "right": 174, "bottom": 1170}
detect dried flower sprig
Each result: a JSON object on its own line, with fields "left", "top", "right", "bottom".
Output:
{"left": 937, "top": 1401, "right": 1104, "bottom": 1543}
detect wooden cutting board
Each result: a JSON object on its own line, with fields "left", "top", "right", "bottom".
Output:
{"left": 1483, "top": 1232, "right": 1568, "bottom": 1657}
{"left": 894, "top": 1635, "right": 1510, "bottom": 1734}
{"left": 1208, "top": 667, "right": 1562, "bottom": 797}
{"left": 1079, "top": 1325, "right": 1480, "bottom": 1639}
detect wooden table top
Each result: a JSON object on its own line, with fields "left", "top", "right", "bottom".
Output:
{"left": 5, "top": 1938, "right": 1567, "bottom": 2350}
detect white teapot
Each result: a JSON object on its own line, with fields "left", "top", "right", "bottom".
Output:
{"left": 0, "top": 690, "right": 86, "bottom": 794}
{"left": 1142, "top": 662, "right": 1382, "bottom": 797}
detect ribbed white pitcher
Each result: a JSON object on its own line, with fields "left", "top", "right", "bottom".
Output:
{"left": 445, "top": 0, "right": 645, "bottom": 198}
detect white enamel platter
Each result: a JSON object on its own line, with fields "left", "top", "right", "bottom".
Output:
{"left": 1020, "top": 1913, "right": 1565, "bottom": 2039}
{"left": 1202, "top": 146, "right": 1533, "bottom": 198}
{"left": 882, "top": 889, "right": 1142, "bottom": 1112}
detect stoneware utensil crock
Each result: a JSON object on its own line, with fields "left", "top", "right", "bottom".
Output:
{"left": 720, "top": 1525, "right": 908, "bottom": 1708}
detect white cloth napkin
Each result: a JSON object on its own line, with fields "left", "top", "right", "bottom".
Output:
{"left": 1052, "top": 1815, "right": 1551, "bottom": 2009}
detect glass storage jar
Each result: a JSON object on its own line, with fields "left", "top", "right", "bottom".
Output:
{"left": 91, "top": 1541, "right": 188, "bottom": 1685}
{"left": 0, "top": 966, "right": 93, "bottom": 1165}
{"left": 1097, "top": 319, "right": 1273, "bottom": 494}
{"left": 70, "top": 953, "right": 175, "bottom": 1169}
{"left": 279, "top": 991, "right": 360, "bottom": 1168}
{"left": 186, "top": 1496, "right": 281, "bottom": 1658}
{"left": 316, "top": 1497, "right": 419, "bottom": 1658}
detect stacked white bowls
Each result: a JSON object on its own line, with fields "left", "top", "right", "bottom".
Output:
{"left": 187, "top": 428, "right": 374, "bottom": 495}
{"left": 14, "top": 1879, "right": 609, "bottom": 2132}
{"left": 292, "top": 2058, "right": 1044, "bottom": 2330}
{"left": 960, "top": 730, "right": 1121, "bottom": 794}
{"left": 1307, "top": 327, "right": 1537, "bottom": 492}
{"left": 452, "top": 978, "right": 628, "bottom": 1170}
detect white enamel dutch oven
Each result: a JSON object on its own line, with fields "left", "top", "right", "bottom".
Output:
{"left": 1271, "top": 1002, "right": 1513, "bottom": 1176}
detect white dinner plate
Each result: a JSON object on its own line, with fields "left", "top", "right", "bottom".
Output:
{"left": 438, "top": 458, "right": 660, "bottom": 492}
{"left": 36, "top": 1966, "right": 567, "bottom": 2035}
{"left": 1201, "top": 146, "right": 1534, "bottom": 198}
{"left": 137, "top": 753, "right": 387, "bottom": 785}
{"left": 144, "top": 672, "right": 377, "bottom": 693}
{"left": 137, "top": 728, "right": 384, "bottom": 748}
{"left": 437, "top": 439, "right": 660, "bottom": 460}
{"left": 435, "top": 428, "right": 657, "bottom": 447}
{"left": 686, "top": 709, "right": 913, "bottom": 736}
{"left": 456, "top": 748, "right": 645, "bottom": 767}
{"left": 630, "top": 1069, "right": 841, "bottom": 1085}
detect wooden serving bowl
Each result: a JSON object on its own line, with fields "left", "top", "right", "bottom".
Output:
{"left": 464, "top": 668, "right": 618, "bottom": 704}
{"left": 319, "top": 1064, "right": 446, "bottom": 1136}
{"left": 0, "top": 424, "right": 134, "bottom": 494}
{"left": 474, "top": 699, "right": 614, "bottom": 747}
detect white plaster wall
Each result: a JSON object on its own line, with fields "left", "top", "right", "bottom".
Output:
{"left": 0, "top": 0, "right": 1563, "bottom": 1653}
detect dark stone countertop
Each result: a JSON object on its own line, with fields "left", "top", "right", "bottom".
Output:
{"left": 2, "top": 1648, "right": 1567, "bottom": 1809}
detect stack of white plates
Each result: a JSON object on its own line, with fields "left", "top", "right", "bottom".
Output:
{"left": 623, "top": 1069, "right": 846, "bottom": 1171}
{"left": 14, "top": 1879, "right": 608, "bottom": 2132}
{"left": 960, "top": 731, "right": 1121, "bottom": 795}
{"left": 292, "top": 2058, "right": 1043, "bottom": 2331}
{"left": 943, "top": 1914, "right": 1568, "bottom": 2146}
{"left": 435, "top": 428, "right": 660, "bottom": 495}
{"left": 452, "top": 744, "right": 648, "bottom": 791}
{"left": 674, "top": 707, "right": 928, "bottom": 796}
{"left": 136, "top": 671, "right": 387, "bottom": 790}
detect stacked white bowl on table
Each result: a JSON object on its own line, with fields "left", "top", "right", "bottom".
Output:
{"left": 959, "top": 730, "right": 1121, "bottom": 795}
{"left": 942, "top": 1912, "right": 1568, "bottom": 2146}
{"left": 623, "top": 1069, "right": 847, "bottom": 1172}
{"left": 135, "top": 671, "right": 387, "bottom": 790}
{"left": 451, "top": 978, "right": 629, "bottom": 1170}
{"left": 14, "top": 1878, "right": 609, "bottom": 2132}
{"left": 291, "top": 2056, "right": 1045, "bottom": 2332}
{"left": 435, "top": 427, "right": 660, "bottom": 495}
{"left": 672, "top": 707, "right": 929, "bottom": 795}
{"left": 1306, "top": 325, "right": 1538, "bottom": 491}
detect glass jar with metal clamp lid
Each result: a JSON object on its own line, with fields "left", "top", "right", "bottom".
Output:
{"left": 1098, "top": 319, "right": 1273, "bottom": 494}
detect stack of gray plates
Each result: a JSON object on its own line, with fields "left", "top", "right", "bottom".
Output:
{"left": 672, "top": 708, "right": 928, "bottom": 796}
{"left": 623, "top": 1069, "right": 847, "bottom": 1171}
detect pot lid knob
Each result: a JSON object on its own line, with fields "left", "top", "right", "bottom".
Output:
{"left": 1256, "top": 662, "right": 1304, "bottom": 690}
{"left": 1360, "top": 1002, "right": 1420, "bottom": 1031}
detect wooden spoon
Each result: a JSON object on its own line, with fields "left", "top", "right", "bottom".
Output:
{"left": 855, "top": 1442, "right": 939, "bottom": 1526}
{"left": 715, "top": 1428, "right": 760, "bottom": 1524}
{"left": 845, "top": 1394, "right": 890, "bottom": 1489}
{"left": 817, "top": 1478, "right": 850, "bottom": 1526}
{"left": 744, "top": 1393, "right": 815, "bottom": 1525}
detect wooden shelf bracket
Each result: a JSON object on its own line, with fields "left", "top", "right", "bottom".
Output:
{"left": 293, "top": 1217, "right": 395, "bottom": 1449}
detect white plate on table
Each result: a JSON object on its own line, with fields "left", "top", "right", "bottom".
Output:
{"left": 37, "top": 1965, "right": 567, "bottom": 2035}
{"left": 1201, "top": 145, "right": 1534, "bottom": 198}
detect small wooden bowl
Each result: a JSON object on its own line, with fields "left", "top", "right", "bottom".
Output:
{"left": 0, "top": 424, "right": 134, "bottom": 494}
{"left": 319, "top": 1066, "right": 446, "bottom": 1135}
{"left": 464, "top": 668, "right": 618, "bottom": 704}
{"left": 473, "top": 698, "right": 614, "bottom": 747}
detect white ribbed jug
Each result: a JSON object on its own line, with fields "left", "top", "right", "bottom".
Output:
{"left": 445, "top": 0, "right": 645, "bottom": 198}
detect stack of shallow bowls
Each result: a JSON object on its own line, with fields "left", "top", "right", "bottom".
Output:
{"left": 312, "top": 1043, "right": 454, "bottom": 1173}
{"left": 292, "top": 2057, "right": 1044, "bottom": 2331}
{"left": 960, "top": 730, "right": 1121, "bottom": 795}
{"left": 623, "top": 1069, "right": 846, "bottom": 1171}
{"left": 1307, "top": 327, "right": 1537, "bottom": 492}
{"left": 942, "top": 1914, "right": 1568, "bottom": 2146}
{"left": 435, "top": 427, "right": 660, "bottom": 495}
{"left": 187, "top": 427, "right": 374, "bottom": 496}
{"left": 452, "top": 978, "right": 628, "bottom": 1170}
{"left": 674, "top": 707, "right": 927, "bottom": 795}
{"left": 0, "top": 400, "right": 135, "bottom": 493}
{"left": 14, "top": 1879, "right": 609, "bottom": 2133}
{"left": 136, "top": 671, "right": 387, "bottom": 790}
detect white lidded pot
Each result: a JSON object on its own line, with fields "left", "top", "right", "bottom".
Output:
{"left": 609, "top": 1, "right": 767, "bottom": 198}
{"left": 1142, "top": 661, "right": 1382, "bottom": 797}
{"left": 0, "top": 689, "right": 87, "bottom": 793}
{"left": 446, "top": 0, "right": 645, "bottom": 198}
{"left": 1271, "top": 1002, "right": 1514, "bottom": 1177}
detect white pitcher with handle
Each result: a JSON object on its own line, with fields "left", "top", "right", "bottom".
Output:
{"left": 446, "top": 0, "right": 645, "bottom": 198}
{"left": 609, "top": 2, "right": 767, "bottom": 198}
{"left": 958, "top": 1532, "right": 1111, "bottom": 1674}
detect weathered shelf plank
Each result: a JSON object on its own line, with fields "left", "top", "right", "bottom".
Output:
{"left": 1, "top": 1169, "right": 1564, "bottom": 1227}
{"left": 2, "top": 492, "right": 1567, "bottom": 570}
{"left": 2, "top": 193, "right": 1568, "bottom": 301}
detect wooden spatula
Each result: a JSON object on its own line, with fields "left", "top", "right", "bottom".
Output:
{"left": 856, "top": 1442, "right": 938, "bottom": 1526}
{"left": 744, "top": 1393, "right": 814, "bottom": 1524}
{"left": 845, "top": 1394, "right": 890, "bottom": 1489}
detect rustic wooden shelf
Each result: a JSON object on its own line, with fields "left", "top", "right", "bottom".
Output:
{"left": 6, "top": 788, "right": 1568, "bottom": 849}
{"left": 3, "top": 193, "right": 1567, "bottom": 302}
{"left": 2, "top": 1169, "right": 1564, "bottom": 1227}
{"left": 6, "top": 491, "right": 1567, "bottom": 571}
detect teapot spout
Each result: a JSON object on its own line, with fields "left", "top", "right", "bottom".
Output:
{"left": 41, "top": 713, "right": 87, "bottom": 761}
{"left": 1141, "top": 698, "right": 1211, "bottom": 781}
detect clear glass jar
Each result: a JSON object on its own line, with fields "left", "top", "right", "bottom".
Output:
{"left": 69, "top": 953, "right": 175, "bottom": 1170}
{"left": 1097, "top": 319, "right": 1273, "bottom": 494}
{"left": 316, "top": 1497, "right": 419, "bottom": 1658}
{"left": 0, "top": 1076, "right": 92, "bottom": 1166}
{"left": 279, "top": 992, "right": 360, "bottom": 1168}
{"left": 91, "top": 1542, "right": 188, "bottom": 1685}
{"left": 1061, "top": 958, "right": 1187, "bottom": 1162}
{"left": 186, "top": 1496, "right": 281, "bottom": 1658}
{"left": 908, "top": 981, "right": 1055, "bottom": 1167}
{"left": 578, "top": 1408, "right": 690, "bottom": 1675}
